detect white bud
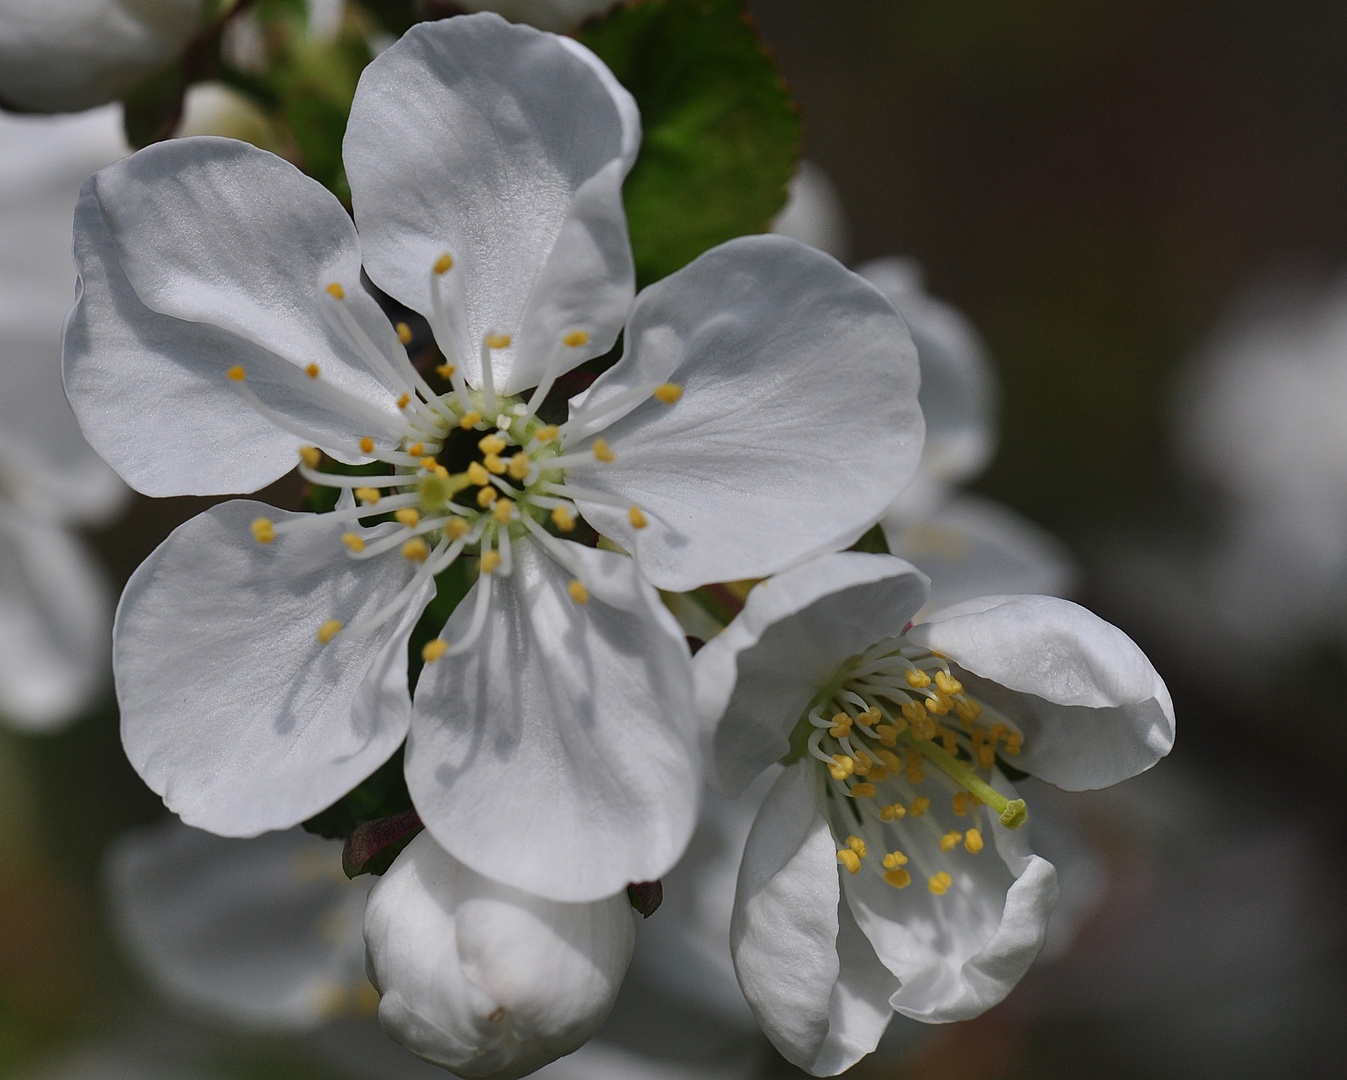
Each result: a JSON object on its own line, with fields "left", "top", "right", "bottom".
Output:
{"left": 364, "top": 832, "right": 636, "bottom": 1079}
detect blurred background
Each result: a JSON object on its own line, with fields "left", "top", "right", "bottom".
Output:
{"left": 5, "top": 1, "right": 1347, "bottom": 1077}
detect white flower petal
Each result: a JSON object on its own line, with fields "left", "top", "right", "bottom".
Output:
{"left": 452, "top": 1, "right": 621, "bottom": 34}
{"left": 365, "top": 831, "right": 635, "bottom": 1079}
{"left": 105, "top": 820, "right": 372, "bottom": 1032}
{"left": 345, "top": 14, "right": 639, "bottom": 394}
{"left": 0, "top": 516, "right": 110, "bottom": 731}
{"left": 809, "top": 900, "right": 903, "bottom": 1076}
{"left": 908, "top": 595, "right": 1175, "bottom": 790}
{"left": 67, "top": 138, "right": 404, "bottom": 496}
{"left": 770, "top": 160, "right": 851, "bottom": 262}
{"left": 566, "top": 235, "right": 924, "bottom": 591}
{"left": 882, "top": 493, "right": 1078, "bottom": 612}
{"left": 116, "top": 500, "right": 431, "bottom": 837}
{"left": 407, "top": 539, "right": 698, "bottom": 902}
{"left": 696, "top": 552, "right": 928, "bottom": 796}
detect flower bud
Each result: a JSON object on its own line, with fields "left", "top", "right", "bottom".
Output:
{"left": 364, "top": 833, "right": 635, "bottom": 1079}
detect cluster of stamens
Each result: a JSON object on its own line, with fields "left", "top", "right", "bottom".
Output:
{"left": 233, "top": 254, "right": 683, "bottom": 660}
{"left": 798, "top": 637, "right": 1027, "bottom": 897}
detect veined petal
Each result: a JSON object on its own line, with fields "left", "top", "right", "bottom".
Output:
{"left": 696, "top": 553, "right": 928, "bottom": 796}
{"left": 345, "top": 14, "right": 639, "bottom": 394}
{"left": 116, "top": 500, "right": 431, "bottom": 837}
{"left": 365, "top": 832, "right": 635, "bottom": 1079}
{"left": 566, "top": 235, "right": 924, "bottom": 591}
{"left": 67, "top": 139, "right": 405, "bottom": 496}
{"left": 105, "top": 820, "right": 372, "bottom": 1032}
{"left": 907, "top": 595, "right": 1176, "bottom": 790}
{"left": 452, "top": 1, "right": 621, "bottom": 34}
{"left": 407, "top": 539, "right": 698, "bottom": 902}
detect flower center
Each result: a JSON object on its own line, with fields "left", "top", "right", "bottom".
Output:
{"left": 789, "top": 636, "right": 1027, "bottom": 896}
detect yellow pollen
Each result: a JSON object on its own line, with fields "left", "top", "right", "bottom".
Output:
{"left": 952, "top": 792, "right": 970, "bottom": 817}
{"left": 909, "top": 796, "right": 930, "bottom": 817}
{"left": 629, "top": 506, "right": 648, "bottom": 529}
{"left": 882, "top": 850, "right": 908, "bottom": 869}
{"left": 653, "top": 382, "right": 682, "bottom": 404}
{"left": 884, "top": 868, "right": 912, "bottom": 889}
{"left": 901, "top": 700, "right": 928, "bottom": 725}
{"left": 459, "top": 411, "right": 482, "bottom": 429}
{"left": 849, "top": 782, "right": 877, "bottom": 798}
{"left": 911, "top": 716, "right": 938, "bottom": 742}
{"left": 407, "top": 443, "right": 424, "bottom": 457}
{"left": 828, "top": 754, "right": 855, "bottom": 781}
{"left": 592, "top": 439, "right": 615, "bottom": 463}
{"left": 905, "top": 747, "right": 926, "bottom": 783}
{"left": 493, "top": 498, "right": 515, "bottom": 524}
{"left": 325, "top": 282, "right": 345, "bottom": 299}
{"left": 226, "top": 365, "right": 246, "bottom": 381}
{"left": 562, "top": 329, "right": 590, "bottom": 347}
{"left": 905, "top": 668, "right": 931, "bottom": 688}
{"left": 880, "top": 803, "right": 906, "bottom": 821}
{"left": 837, "top": 849, "right": 861, "bottom": 874}
{"left": 852, "top": 751, "right": 873, "bottom": 776}
{"left": 875, "top": 748, "right": 901, "bottom": 771}
{"left": 397, "top": 392, "right": 410, "bottom": 408}
{"left": 342, "top": 532, "right": 365, "bottom": 553}
{"left": 928, "top": 871, "right": 953, "bottom": 896}
{"left": 250, "top": 518, "right": 275, "bottom": 544}
{"left": 477, "top": 486, "right": 498, "bottom": 508}
{"left": 433, "top": 253, "right": 454, "bottom": 275}
{"left": 935, "top": 671, "right": 963, "bottom": 696}
{"left": 317, "top": 620, "right": 342, "bottom": 644}
{"left": 359, "top": 437, "right": 375, "bottom": 454}
{"left": 1004, "top": 732, "right": 1023, "bottom": 756}
{"left": 954, "top": 698, "right": 982, "bottom": 723}
{"left": 396, "top": 322, "right": 413, "bottom": 345}
{"left": 568, "top": 579, "right": 589, "bottom": 604}
{"left": 445, "top": 517, "right": 470, "bottom": 540}
{"left": 829, "top": 714, "right": 852, "bottom": 738}
{"left": 485, "top": 333, "right": 512, "bottom": 349}
{"left": 395, "top": 509, "right": 420, "bottom": 528}
{"left": 551, "top": 506, "right": 576, "bottom": 531}
{"left": 436, "top": 363, "right": 456, "bottom": 379}
{"left": 862, "top": 706, "right": 884, "bottom": 725}
{"left": 467, "top": 462, "right": 490, "bottom": 486}
{"left": 533, "top": 424, "right": 560, "bottom": 442}
{"left": 977, "top": 744, "right": 996, "bottom": 769}
{"left": 299, "top": 446, "right": 321, "bottom": 469}
{"left": 964, "top": 829, "right": 984, "bottom": 854}
{"left": 354, "top": 487, "right": 381, "bottom": 505}
{"left": 479, "top": 434, "right": 507, "bottom": 455}
{"left": 306, "top": 362, "right": 320, "bottom": 378}
{"left": 875, "top": 723, "right": 899, "bottom": 746}
{"left": 483, "top": 453, "right": 507, "bottom": 475}
{"left": 422, "top": 639, "right": 448, "bottom": 663}
{"left": 925, "top": 692, "right": 952, "bottom": 716}
{"left": 940, "top": 728, "right": 959, "bottom": 754}
{"left": 508, "top": 453, "right": 531, "bottom": 480}
{"left": 845, "top": 835, "right": 867, "bottom": 857}
{"left": 402, "top": 538, "right": 429, "bottom": 562}
{"left": 479, "top": 550, "right": 501, "bottom": 574}
{"left": 940, "top": 831, "right": 964, "bottom": 853}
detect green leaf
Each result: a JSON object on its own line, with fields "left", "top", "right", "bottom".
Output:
{"left": 578, "top": 0, "right": 801, "bottom": 288}
{"left": 303, "top": 745, "right": 412, "bottom": 839}
{"left": 122, "top": 63, "right": 187, "bottom": 149}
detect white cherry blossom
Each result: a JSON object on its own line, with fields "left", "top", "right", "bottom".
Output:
{"left": 694, "top": 551, "right": 1174, "bottom": 1074}
{"left": 455, "top": 1, "right": 621, "bottom": 33}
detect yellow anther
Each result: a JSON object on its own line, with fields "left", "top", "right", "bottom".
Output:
{"left": 849, "top": 782, "right": 877, "bottom": 798}
{"left": 483, "top": 453, "right": 507, "bottom": 475}
{"left": 459, "top": 411, "right": 482, "bottom": 429}
{"left": 467, "top": 462, "right": 490, "bottom": 486}
{"left": 395, "top": 509, "right": 421, "bottom": 528}
{"left": 989, "top": 724, "right": 1008, "bottom": 742}
{"left": 317, "top": 620, "right": 342, "bottom": 644}
{"left": 422, "top": 639, "right": 448, "bottom": 663}
{"left": 925, "top": 692, "right": 952, "bottom": 716}
{"left": 568, "top": 579, "right": 589, "bottom": 604}
{"left": 433, "top": 253, "right": 454, "bottom": 275}
{"left": 628, "top": 505, "right": 648, "bottom": 529}
{"left": 837, "top": 849, "right": 861, "bottom": 875}
{"left": 533, "top": 424, "right": 560, "bottom": 443}
{"left": 342, "top": 532, "right": 366, "bottom": 553}
{"left": 875, "top": 748, "right": 901, "bottom": 771}
{"left": 508, "top": 453, "right": 532, "bottom": 480}
{"left": 911, "top": 716, "right": 937, "bottom": 742}
{"left": 407, "top": 443, "right": 424, "bottom": 457}
{"left": 479, "top": 550, "right": 501, "bottom": 574}
{"left": 935, "top": 670, "right": 963, "bottom": 696}
{"left": 828, "top": 755, "right": 855, "bottom": 781}
{"left": 354, "top": 487, "right": 381, "bottom": 505}
{"left": 845, "top": 835, "right": 867, "bottom": 857}
{"left": 882, "top": 850, "right": 908, "bottom": 869}
{"left": 325, "top": 282, "right": 345, "bottom": 299}
{"left": 402, "top": 538, "right": 429, "bottom": 562}
{"left": 396, "top": 322, "right": 413, "bottom": 345}
{"left": 905, "top": 748, "right": 927, "bottom": 783}
{"left": 954, "top": 698, "right": 982, "bottom": 724}
{"left": 445, "top": 517, "right": 469, "bottom": 540}
{"left": 977, "top": 744, "right": 996, "bottom": 769}
{"left": 226, "top": 365, "right": 246, "bottom": 381}
{"left": 477, "top": 486, "right": 498, "bottom": 508}
{"left": 653, "top": 382, "right": 682, "bottom": 404}
{"left": 251, "top": 518, "right": 275, "bottom": 544}
{"left": 901, "top": 700, "right": 928, "bottom": 726}
{"left": 862, "top": 706, "right": 884, "bottom": 726}
{"left": 1004, "top": 732, "right": 1023, "bottom": 756}
{"left": 436, "top": 363, "right": 456, "bottom": 379}
{"left": 940, "top": 728, "right": 959, "bottom": 755}
{"left": 909, "top": 796, "right": 930, "bottom": 817}
{"left": 592, "top": 439, "right": 615, "bottom": 463}
{"left": 905, "top": 668, "right": 931, "bottom": 689}
{"left": 419, "top": 457, "right": 438, "bottom": 471}
{"left": 879, "top": 803, "right": 906, "bottom": 821}
{"left": 940, "top": 831, "right": 963, "bottom": 853}
{"left": 305, "top": 362, "right": 320, "bottom": 379}
{"left": 884, "top": 868, "right": 912, "bottom": 889}
{"left": 875, "top": 723, "right": 899, "bottom": 746}
{"left": 562, "top": 329, "right": 590, "bottom": 347}
{"left": 964, "top": 829, "right": 984, "bottom": 854}
{"left": 852, "top": 751, "right": 873, "bottom": 776}
{"left": 299, "top": 446, "right": 321, "bottom": 469}
{"left": 551, "top": 506, "right": 576, "bottom": 531}
{"left": 952, "top": 792, "right": 970, "bottom": 817}
{"left": 928, "top": 871, "right": 953, "bottom": 896}
{"left": 478, "top": 434, "right": 507, "bottom": 455}
{"left": 397, "top": 392, "right": 410, "bottom": 408}
{"left": 359, "top": 437, "right": 375, "bottom": 454}
{"left": 493, "top": 498, "right": 515, "bottom": 524}
{"left": 485, "top": 333, "right": 512, "bottom": 349}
